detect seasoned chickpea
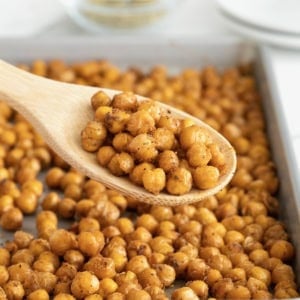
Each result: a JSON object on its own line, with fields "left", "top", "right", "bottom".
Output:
{"left": 126, "top": 255, "right": 150, "bottom": 274}
{"left": 138, "top": 100, "right": 162, "bottom": 122}
{"left": 91, "top": 90, "right": 111, "bottom": 110}
{"left": 226, "top": 285, "right": 251, "bottom": 299}
{"left": 78, "top": 231, "right": 104, "bottom": 257}
{"left": 130, "top": 163, "right": 154, "bottom": 186}
{"left": 154, "top": 264, "right": 176, "bottom": 287}
{"left": 179, "top": 125, "right": 210, "bottom": 150}
{"left": 272, "top": 264, "right": 295, "bottom": 284}
{"left": 94, "top": 106, "right": 113, "bottom": 122}
{"left": 193, "top": 165, "right": 220, "bottom": 189}
{"left": 186, "top": 280, "right": 208, "bottom": 299}
{"left": 49, "top": 229, "right": 77, "bottom": 256}
{"left": 127, "top": 111, "right": 155, "bottom": 136}
{"left": 187, "top": 143, "right": 212, "bottom": 167}
{"left": 0, "top": 265, "right": 9, "bottom": 285}
{"left": 0, "top": 207, "right": 23, "bottom": 230}
{"left": 98, "top": 278, "right": 118, "bottom": 296}
{"left": 64, "top": 250, "right": 85, "bottom": 270}
{"left": 171, "top": 287, "right": 198, "bottom": 300}
{"left": 42, "top": 192, "right": 60, "bottom": 212}
{"left": 108, "top": 153, "right": 134, "bottom": 176}
{"left": 104, "top": 109, "right": 130, "bottom": 134}
{"left": 27, "top": 289, "right": 50, "bottom": 300}
{"left": 128, "top": 134, "right": 158, "bottom": 162}
{"left": 166, "top": 167, "right": 192, "bottom": 195}
{"left": 81, "top": 121, "right": 107, "bottom": 152}
{"left": 157, "top": 115, "right": 180, "bottom": 135}
{"left": 0, "top": 248, "right": 10, "bottom": 266}
{"left": 113, "top": 133, "right": 133, "bottom": 152}
{"left": 97, "top": 146, "right": 116, "bottom": 166}
{"left": 153, "top": 128, "right": 175, "bottom": 151}
{"left": 71, "top": 271, "right": 100, "bottom": 299}
{"left": 112, "top": 92, "right": 137, "bottom": 111}
{"left": 126, "top": 289, "right": 151, "bottom": 300}
{"left": 53, "top": 293, "right": 75, "bottom": 300}
{"left": 137, "top": 267, "right": 162, "bottom": 288}
{"left": 269, "top": 240, "right": 294, "bottom": 262}
{"left": 142, "top": 168, "right": 166, "bottom": 194}
{"left": 3, "top": 280, "right": 25, "bottom": 300}
{"left": 85, "top": 256, "right": 116, "bottom": 279}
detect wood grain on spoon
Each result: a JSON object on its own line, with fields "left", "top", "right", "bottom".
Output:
{"left": 0, "top": 59, "right": 236, "bottom": 206}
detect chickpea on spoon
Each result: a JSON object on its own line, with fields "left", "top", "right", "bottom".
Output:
{"left": 0, "top": 60, "right": 236, "bottom": 206}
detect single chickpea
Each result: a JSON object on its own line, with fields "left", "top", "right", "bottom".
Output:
{"left": 127, "top": 240, "right": 152, "bottom": 259}
{"left": 150, "top": 236, "right": 174, "bottom": 255}
{"left": 15, "top": 190, "right": 38, "bottom": 214}
{"left": 97, "top": 146, "right": 116, "bottom": 167}
{"left": 186, "top": 280, "right": 208, "bottom": 299}
{"left": 91, "top": 90, "right": 111, "bottom": 110}
{"left": 129, "top": 163, "right": 154, "bottom": 186}
{"left": 0, "top": 265, "right": 9, "bottom": 285}
{"left": 29, "top": 239, "right": 50, "bottom": 257}
{"left": 138, "top": 100, "right": 162, "bottom": 123}
{"left": 0, "top": 195, "right": 14, "bottom": 215}
{"left": 167, "top": 252, "right": 189, "bottom": 276}
{"left": 249, "top": 266, "right": 271, "bottom": 286}
{"left": 27, "top": 289, "right": 50, "bottom": 300}
{"left": 57, "top": 197, "right": 76, "bottom": 219}
{"left": 78, "top": 231, "right": 104, "bottom": 257}
{"left": 98, "top": 278, "right": 118, "bottom": 297}
{"left": 166, "top": 167, "right": 192, "bottom": 195}
{"left": 71, "top": 271, "right": 100, "bottom": 299}
{"left": 49, "top": 229, "right": 77, "bottom": 256}
{"left": 128, "top": 134, "right": 158, "bottom": 162}
{"left": 106, "top": 292, "right": 125, "bottom": 300}
{"left": 157, "top": 115, "right": 180, "bottom": 135}
{"left": 0, "top": 248, "right": 10, "bottom": 266}
{"left": 126, "top": 111, "right": 155, "bottom": 136}
{"left": 193, "top": 165, "right": 220, "bottom": 189}
{"left": 0, "top": 207, "right": 23, "bottom": 230}
{"left": 187, "top": 143, "right": 212, "bottom": 167}
{"left": 7, "top": 262, "right": 32, "bottom": 284}
{"left": 108, "top": 152, "right": 134, "bottom": 176}
{"left": 81, "top": 121, "right": 107, "bottom": 152}
{"left": 137, "top": 267, "right": 162, "bottom": 288}
{"left": 272, "top": 264, "right": 295, "bottom": 284}
{"left": 56, "top": 263, "right": 77, "bottom": 282}
{"left": 112, "top": 92, "right": 137, "bottom": 111}
{"left": 126, "top": 255, "right": 150, "bottom": 274}
{"left": 226, "top": 285, "right": 251, "bottom": 299}
{"left": 42, "top": 192, "right": 60, "bottom": 212}
{"left": 13, "top": 230, "right": 34, "bottom": 249}
{"left": 94, "top": 106, "right": 113, "bottom": 122}
{"left": 252, "top": 290, "right": 272, "bottom": 300}
{"left": 84, "top": 256, "right": 116, "bottom": 279}
{"left": 246, "top": 277, "right": 268, "bottom": 294}
{"left": 142, "top": 168, "right": 166, "bottom": 195}
{"left": 269, "top": 240, "right": 294, "bottom": 262}
{"left": 112, "top": 133, "right": 133, "bottom": 152}
{"left": 154, "top": 264, "right": 176, "bottom": 287}
{"left": 153, "top": 128, "right": 175, "bottom": 151}
{"left": 171, "top": 287, "right": 198, "bottom": 300}
{"left": 194, "top": 207, "right": 217, "bottom": 225}
{"left": 3, "top": 280, "right": 25, "bottom": 300}
{"left": 64, "top": 250, "right": 85, "bottom": 270}
{"left": 179, "top": 125, "right": 211, "bottom": 150}
{"left": 104, "top": 109, "right": 130, "bottom": 134}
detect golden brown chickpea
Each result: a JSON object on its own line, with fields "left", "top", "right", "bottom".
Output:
{"left": 125, "top": 255, "right": 149, "bottom": 274}
{"left": 207, "top": 254, "right": 232, "bottom": 275}
{"left": 108, "top": 152, "right": 134, "bottom": 176}
{"left": 142, "top": 168, "right": 166, "bottom": 195}
{"left": 225, "top": 267, "right": 246, "bottom": 284}
{"left": 56, "top": 263, "right": 77, "bottom": 282}
{"left": 49, "top": 229, "right": 77, "bottom": 256}
{"left": 57, "top": 197, "right": 76, "bottom": 219}
{"left": 104, "top": 109, "right": 130, "bottom": 134}
{"left": 171, "top": 287, "right": 198, "bottom": 300}
{"left": 157, "top": 115, "right": 180, "bottom": 135}
{"left": 137, "top": 100, "right": 162, "bottom": 123}
{"left": 0, "top": 207, "right": 23, "bottom": 230}
{"left": 249, "top": 249, "right": 269, "bottom": 265}
{"left": 272, "top": 264, "right": 295, "bottom": 284}
{"left": 3, "top": 280, "right": 25, "bottom": 300}
{"left": 150, "top": 236, "right": 173, "bottom": 255}
{"left": 71, "top": 271, "right": 100, "bottom": 299}
{"left": 0, "top": 248, "right": 10, "bottom": 266}
{"left": 128, "top": 134, "right": 158, "bottom": 162}
{"left": 126, "top": 111, "right": 155, "bottom": 136}
{"left": 98, "top": 278, "right": 118, "bottom": 297}
{"left": 274, "top": 288, "right": 299, "bottom": 299}
{"left": 45, "top": 167, "right": 65, "bottom": 188}
{"left": 29, "top": 239, "right": 50, "bottom": 258}
{"left": 129, "top": 163, "right": 154, "bottom": 186}
{"left": 91, "top": 91, "right": 111, "bottom": 110}
{"left": 187, "top": 143, "right": 212, "bottom": 168}
{"left": 154, "top": 264, "right": 176, "bottom": 287}
{"left": 78, "top": 231, "right": 104, "bottom": 257}
{"left": 186, "top": 280, "right": 208, "bottom": 299}
{"left": 125, "top": 289, "right": 151, "bottom": 300}
{"left": 94, "top": 106, "right": 113, "bottom": 122}
{"left": 64, "top": 250, "right": 85, "bottom": 270}
{"left": 167, "top": 252, "right": 189, "bottom": 276}
{"left": 27, "top": 288, "right": 50, "bottom": 300}
{"left": 209, "top": 143, "right": 226, "bottom": 167}
{"left": 193, "top": 165, "right": 220, "bottom": 189}
{"left": 85, "top": 295, "right": 104, "bottom": 300}
{"left": 0, "top": 265, "right": 9, "bottom": 285}
{"left": 15, "top": 190, "right": 38, "bottom": 214}
{"left": 137, "top": 267, "right": 162, "bottom": 288}
{"left": 166, "top": 167, "right": 192, "bottom": 195}
{"left": 106, "top": 292, "right": 125, "bottom": 300}
{"left": 153, "top": 128, "right": 175, "bottom": 151}
{"left": 252, "top": 290, "right": 272, "bottom": 300}
{"left": 13, "top": 230, "right": 33, "bottom": 249}
{"left": 269, "top": 240, "right": 294, "bottom": 262}
{"left": 248, "top": 266, "right": 271, "bottom": 286}
{"left": 112, "top": 92, "right": 137, "bottom": 111}
{"left": 81, "top": 121, "right": 107, "bottom": 152}
{"left": 85, "top": 256, "right": 116, "bottom": 280}
{"left": 0, "top": 195, "right": 14, "bottom": 216}
{"left": 226, "top": 285, "right": 251, "bottom": 299}
{"left": 41, "top": 192, "right": 60, "bottom": 212}
{"left": 53, "top": 293, "right": 75, "bottom": 300}
{"left": 112, "top": 133, "right": 133, "bottom": 152}
{"left": 180, "top": 125, "right": 211, "bottom": 150}
{"left": 12, "top": 251, "right": 29, "bottom": 269}
{"left": 64, "top": 183, "right": 82, "bottom": 200}
{"left": 78, "top": 217, "right": 100, "bottom": 232}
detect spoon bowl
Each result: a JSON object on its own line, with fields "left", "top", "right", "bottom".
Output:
{"left": 0, "top": 60, "right": 236, "bottom": 206}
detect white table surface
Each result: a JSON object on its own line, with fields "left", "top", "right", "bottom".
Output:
{"left": 0, "top": 0, "right": 299, "bottom": 177}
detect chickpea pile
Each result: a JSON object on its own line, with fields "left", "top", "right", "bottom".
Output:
{"left": 81, "top": 91, "right": 224, "bottom": 195}
{"left": 0, "top": 59, "right": 298, "bottom": 299}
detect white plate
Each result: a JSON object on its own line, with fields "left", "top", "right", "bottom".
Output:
{"left": 220, "top": 11, "right": 300, "bottom": 50}
{"left": 216, "top": 0, "right": 300, "bottom": 36}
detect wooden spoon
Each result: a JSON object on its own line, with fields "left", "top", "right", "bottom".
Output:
{"left": 0, "top": 59, "right": 236, "bottom": 206}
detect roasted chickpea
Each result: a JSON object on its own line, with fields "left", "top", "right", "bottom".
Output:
{"left": 166, "top": 167, "right": 192, "bottom": 195}
{"left": 153, "top": 128, "right": 175, "bottom": 151}
{"left": 91, "top": 90, "right": 111, "bottom": 110}
{"left": 0, "top": 207, "right": 23, "bottom": 230}
{"left": 129, "top": 163, "right": 154, "bottom": 186}
{"left": 97, "top": 146, "right": 116, "bottom": 167}
{"left": 171, "top": 287, "right": 198, "bottom": 300}
{"left": 27, "top": 289, "right": 50, "bottom": 300}
{"left": 112, "top": 92, "right": 137, "bottom": 111}
{"left": 112, "top": 133, "right": 133, "bottom": 152}
{"left": 81, "top": 121, "right": 107, "bottom": 152}
{"left": 3, "top": 280, "right": 25, "bottom": 300}
{"left": 49, "top": 229, "right": 77, "bottom": 256}
{"left": 186, "top": 280, "right": 208, "bottom": 299}
{"left": 193, "top": 165, "right": 220, "bottom": 189}
{"left": 126, "top": 289, "right": 151, "bottom": 300}
{"left": 71, "top": 271, "right": 100, "bottom": 299}
{"left": 94, "top": 106, "right": 113, "bottom": 122}
{"left": 108, "top": 153, "right": 134, "bottom": 176}
{"left": 157, "top": 115, "right": 180, "bottom": 134}
{"left": 127, "top": 111, "right": 155, "bottom": 136}
{"left": 142, "top": 168, "right": 166, "bottom": 195}
{"left": 78, "top": 231, "right": 104, "bottom": 257}
{"left": 104, "top": 109, "right": 130, "bottom": 134}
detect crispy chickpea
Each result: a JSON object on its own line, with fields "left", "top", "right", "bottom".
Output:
{"left": 226, "top": 285, "right": 251, "bottom": 299}
{"left": 0, "top": 265, "right": 9, "bottom": 285}
{"left": 98, "top": 278, "right": 118, "bottom": 297}
{"left": 57, "top": 197, "right": 76, "bottom": 219}
{"left": 154, "top": 264, "right": 176, "bottom": 287}
{"left": 138, "top": 100, "right": 162, "bottom": 123}
{"left": 112, "top": 133, "right": 133, "bottom": 152}
{"left": 106, "top": 292, "right": 125, "bottom": 300}
{"left": 129, "top": 163, "right": 154, "bottom": 186}
{"left": 252, "top": 290, "right": 272, "bottom": 299}
{"left": 71, "top": 271, "right": 100, "bottom": 299}
{"left": 249, "top": 266, "right": 271, "bottom": 286}
{"left": 166, "top": 167, "right": 192, "bottom": 195}
{"left": 81, "top": 121, "right": 107, "bottom": 152}
{"left": 272, "top": 264, "right": 295, "bottom": 284}
{"left": 157, "top": 150, "right": 179, "bottom": 173}
{"left": 108, "top": 152, "right": 134, "bottom": 176}
{"left": 0, "top": 248, "right": 10, "bottom": 266}
{"left": 78, "top": 231, "right": 104, "bottom": 257}
{"left": 56, "top": 263, "right": 77, "bottom": 282}
{"left": 112, "top": 92, "right": 137, "bottom": 111}
{"left": 85, "top": 256, "right": 116, "bottom": 279}
{"left": 104, "top": 109, "right": 130, "bottom": 134}
{"left": 207, "top": 254, "right": 232, "bottom": 275}
{"left": 187, "top": 143, "right": 212, "bottom": 168}
{"left": 137, "top": 267, "right": 162, "bottom": 288}
{"left": 180, "top": 125, "right": 210, "bottom": 150}
{"left": 42, "top": 192, "right": 60, "bottom": 212}
{"left": 186, "top": 280, "right": 208, "bottom": 299}
{"left": 27, "top": 289, "right": 50, "bottom": 300}
{"left": 126, "top": 289, "right": 151, "bottom": 300}
{"left": 53, "top": 293, "right": 75, "bottom": 300}
{"left": 0, "top": 207, "right": 23, "bottom": 230}
{"left": 127, "top": 111, "right": 155, "bottom": 136}
{"left": 126, "top": 255, "right": 150, "bottom": 274}
{"left": 91, "top": 91, "right": 111, "bottom": 110}
{"left": 142, "top": 168, "right": 166, "bottom": 195}
{"left": 171, "top": 287, "right": 198, "bottom": 300}
{"left": 128, "top": 134, "right": 158, "bottom": 162}
{"left": 193, "top": 165, "right": 220, "bottom": 189}
{"left": 153, "top": 128, "right": 175, "bottom": 151}
{"left": 64, "top": 250, "right": 85, "bottom": 270}
{"left": 157, "top": 115, "right": 180, "bottom": 135}
{"left": 186, "top": 258, "right": 209, "bottom": 280}
{"left": 269, "top": 240, "right": 294, "bottom": 262}
{"left": 167, "top": 252, "right": 189, "bottom": 276}
{"left": 94, "top": 105, "right": 113, "bottom": 122}
{"left": 0, "top": 195, "right": 14, "bottom": 216}
{"left": 97, "top": 146, "right": 116, "bottom": 167}
{"left": 14, "top": 190, "right": 38, "bottom": 214}
{"left": 3, "top": 280, "right": 25, "bottom": 300}
{"left": 150, "top": 237, "right": 173, "bottom": 255}
{"left": 247, "top": 277, "right": 268, "bottom": 294}
{"left": 49, "top": 229, "right": 77, "bottom": 256}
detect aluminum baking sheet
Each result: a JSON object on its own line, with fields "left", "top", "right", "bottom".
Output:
{"left": 0, "top": 37, "right": 299, "bottom": 291}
